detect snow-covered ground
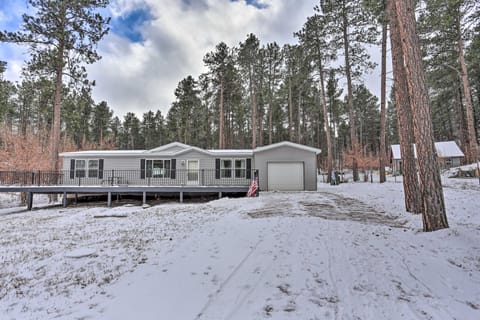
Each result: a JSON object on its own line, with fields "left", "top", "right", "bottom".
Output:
{"left": 0, "top": 174, "right": 479, "bottom": 319}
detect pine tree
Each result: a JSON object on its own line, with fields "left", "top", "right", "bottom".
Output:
{"left": 262, "top": 43, "right": 282, "bottom": 145}
{"left": 142, "top": 110, "right": 158, "bottom": 150}
{"left": 326, "top": 69, "right": 346, "bottom": 169}
{"left": 388, "top": 1, "right": 422, "bottom": 215}
{"left": 319, "top": 0, "right": 378, "bottom": 181}
{"left": 92, "top": 101, "right": 114, "bottom": 148}
{"left": 296, "top": 13, "right": 337, "bottom": 182}
{"left": 393, "top": 0, "right": 448, "bottom": 231}
{"left": 204, "top": 42, "right": 232, "bottom": 149}
{"left": 166, "top": 76, "right": 202, "bottom": 145}
{"left": 352, "top": 84, "right": 380, "bottom": 156}
{"left": 238, "top": 34, "right": 261, "bottom": 149}
{"left": 1, "top": 0, "right": 110, "bottom": 173}
{"left": 419, "top": 0, "right": 479, "bottom": 163}
{"left": 0, "top": 62, "right": 16, "bottom": 128}
{"left": 120, "top": 112, "right": 142, "bottom": 150}
{"left": 362, "top": 0, "right": 389, "bottom": 183}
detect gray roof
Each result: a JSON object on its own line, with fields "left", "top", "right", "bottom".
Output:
{"left": 254, "top": 141, "right": 321, "bottom": 154}
{"left": 60, "top": 141, "right": 320, "bottom": 158}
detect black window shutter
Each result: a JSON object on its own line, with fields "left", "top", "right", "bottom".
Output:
{"left": 70, "top": 159, "right": 75, "bottom": 179}
{"left": 98, "top": 159, "right": 104, "bottom": 179}
{"left": 215, "top": 158, "right": 220, "bottom": 179}
{"left": 246, "top": 158, "right": 252, "bottom": 179}
{"left": 171, "top": 159, "right": 176, "bottom": 179}
{"left": 140, "top": 159, "right": 146, "bottom": 179}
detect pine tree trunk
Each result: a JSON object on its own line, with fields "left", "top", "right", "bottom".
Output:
{"left": 319, "top": 60, "right": 333, "bottom": 183}
{"left": 289, "top": 79, "right": 293, "bottom": 141}
{"left": 252, "top": 85, "right": 257, "bottom": 149}
{"left": 297, "top": 92, "right": 301, "bottom": 144}
{"left": 342, "top": 3, "right": 359, "bottom": 182}
{"left": 100, "top": 127, "right": 104, "bottom": 148}
{"left": 456, "top": 15, "right": 478, "bottom": 164}
{"left": 268, "top": 101, "right": 273, "bottom": 145}
{"left": 219, "top": 75, "right": 225, "bottom": 149}
{"left": 50, "top": 5, "right": 66, "bottom": 203}
{"left": 388, "top": 0, "right": 422, "bottom": 214}
{"left": 379, "top": 11, "right": 388, "bottom": 183}
{"left": 455, "top": 86, "right": 468, "bottom": 156}
{"left": 51, "top": 40, "right": 64, "bottom": 173}
{"left": 393, "top": 0, "right": 448, "bottom": 231}
{"left": 259, "top": 104, "right": 264, "bottom": 147}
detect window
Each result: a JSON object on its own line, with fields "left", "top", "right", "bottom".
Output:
{"left": 235, "top": 159, "right": 246, "bottom": 178}
{"left": 75, "top": 160, "right": 86, "bottom": 178}
{"left": 220, "top": 159, "right": 232, "bottom": 178}
{"left": 88, "top": 160, "right": 99, "bottom": 178}
{"left": 72, "top": 159, "right": 103, "bottom": 179}
{"left": 220, "top": 159, "right": 246, "bottom": 178}
{"left": 146, "top": 160, "right": 171, "bottom": 178}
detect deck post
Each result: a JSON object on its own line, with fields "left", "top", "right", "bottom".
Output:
{"left": 143, "top": 192, "right": 147, "bottom": 205}
{"left": 63, "top": 192, "right": 67, "bottom": 208}
{"left": 107, "top": 192, "right": 112, "bottom": 207}
{"left": 218, "top": 191, "right": 222, "bottom": 199}
{"left": 27, "top": 192, "right": 33, "bottom": 210}
{"left": 179, "top": 191, "right": 183, "bottom": 203}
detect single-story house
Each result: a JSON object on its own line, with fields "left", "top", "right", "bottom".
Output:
{"left": 389, "top": 140, "right": 465, "bottom": 173}
{"left": 59, "top": 141, "right": 321, "bottom": 191}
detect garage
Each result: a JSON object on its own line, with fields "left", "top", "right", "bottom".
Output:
{"left": 267, "top": 162, "right": 304, "bottom": 191}
{"left": 254, "top": 141, "right": 321, "bottom": 191}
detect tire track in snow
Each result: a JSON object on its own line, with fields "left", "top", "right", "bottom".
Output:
{"left": 323, "top": 230, "right": 340, "bottom": 320}
{"left": 224, "top": 220, "right": 298, "bottom": 319}
{"left": 194, "top": 237, "right": 264, "bottom": 320}
{"left": 194, "top": 202, "right": 299, "bottom": 320}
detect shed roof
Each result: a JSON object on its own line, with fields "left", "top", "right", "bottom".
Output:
{"left": 434, "top": 141, "right": 465, "bottom": 158}
{"left": 390, "top": 141, "right": 464, "bottom": 160}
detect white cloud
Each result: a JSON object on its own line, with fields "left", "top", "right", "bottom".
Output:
{"left": 4, "top": 0, "right": 385, "bottom": 119}
{"left": 88, "top": 0, "right": 318, "bottom": 118}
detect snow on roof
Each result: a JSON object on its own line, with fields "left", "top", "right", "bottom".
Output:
{"left": 390, "top": 141, "right": 464, "bottom": 160}
{"left": 60, "top": 150, "right": 145, "bottom": 157}
{"left": 60, "top": 141, "right": 321, "bottom": 157}
{"left": 146, "top": 142, "right": 191, "bottom": 153}
{"left": 434, "top": 141, "right": 465, "bottom": 158}
{"left": 208, "top": 149, "right": 253, "bottom": 156}
{"left": 254, "top": 141, "right": 321, "bottom": 154}
{"left": 391, "top": 145, "right": 399, "bottom": 160}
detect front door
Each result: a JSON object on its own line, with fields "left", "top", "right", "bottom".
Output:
{"left": 187, "top": 160, "right": 199, "bottom": 185}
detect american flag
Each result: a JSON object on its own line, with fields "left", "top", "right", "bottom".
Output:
{"left": 247, "top": 178, "right": 258, "bottom": 197}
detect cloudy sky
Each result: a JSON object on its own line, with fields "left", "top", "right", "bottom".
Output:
{"left": 1, "top": 0, "right": 383, "bottom": 118}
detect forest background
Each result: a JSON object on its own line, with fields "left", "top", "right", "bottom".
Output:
{"left": 0, "top": 0, "right": 479, "bottom": 176}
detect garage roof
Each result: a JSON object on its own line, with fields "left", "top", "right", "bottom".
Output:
{"left": 254, "top": 141, "right": 321, "bottom": 154}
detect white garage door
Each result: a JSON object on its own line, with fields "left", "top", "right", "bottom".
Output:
{"left": 267, "top": 162, "right": 304, "bottom": 191}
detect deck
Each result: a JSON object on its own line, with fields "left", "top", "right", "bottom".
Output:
{"left": 0, "top": 169, "right": 258, "bottom": 209}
